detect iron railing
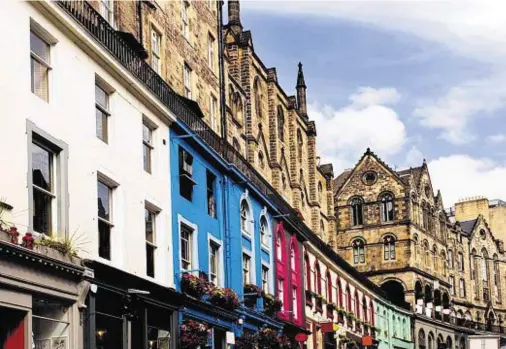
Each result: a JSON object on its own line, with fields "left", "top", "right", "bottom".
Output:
{"left": 56, "top": 0, "right": 389, "bottom": 300}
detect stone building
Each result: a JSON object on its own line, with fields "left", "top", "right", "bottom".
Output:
{"left": 223, "top": 1, "right": 336, "bottom": 240}
{"left": 333, "top": 149, "right": 506, "bottom": 347}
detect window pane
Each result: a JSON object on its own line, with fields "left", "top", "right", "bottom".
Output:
{"left": 95, "top": 85, "right": 108, "bottom": 108}
{"left": 33, "top": 188, "right": 52, "bottom": 235}
{"left": 98, "top": 220, "right": 111, "bottom": 260}
{"left": 144, "top": 144, "right": 152, "bottom": 173}
{"left": 145, "top": 209, "right": 155, "bottom": 242}
{"left": 31, "top": 58, "right": 49, "bottom": 101}
{"left": 146, "top": 244, "right": 155, "bottom": 277}
{"left": 143, "top": 124, "right": 152, "bottom": 143}
{"left": 96, "top": 108, "right": 108, "bottom": 142}
{"left": 32, "top": 142, "right": 52, "bottom": 191}
{"left": 30, "top": 32, "right": 50, "bottom": 62}
{"left": 97, "top": 181, "right": 110, "bottom": 220}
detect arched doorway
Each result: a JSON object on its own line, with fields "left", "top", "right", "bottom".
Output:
{"left": 381, "top": 280, "right": 406, "bottom": 307}
{"left": 487, "top": 311, "right": 496, "bottom": 331}
{"left": 424, "top": 284, "right": 433, "bottom": 317}
{"left": 433, "top": 290, "right": 442, "bottom": 320}
{"left": 442, "top": 292, "right": 451, "bottom": 322}
{"left": 415, "top": 280, "right": 423, "bottom": 302}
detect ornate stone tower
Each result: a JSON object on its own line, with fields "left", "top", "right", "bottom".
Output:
{"left": 296, "top": 62, "right": 308, "bottom": 120}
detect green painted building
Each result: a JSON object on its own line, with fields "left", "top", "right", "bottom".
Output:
{"left": 374, "top": 298, "right": 414, "bottom": 349}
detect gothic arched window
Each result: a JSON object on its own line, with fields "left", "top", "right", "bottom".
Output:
{"left": 240, "top": 200, "right": 250, "bottom": 234}
{"left": 380, "top": 193, "right": 395, "bottom": 222}
{"left": 314, "top": 262, "right": 322, "bottom": 295}
{"left": 253, "top": 77, "right": 262, "bottom": 118}
{"left": 297, "top": 129, "right": 303, "bottom": 164}
{"left": 277, "top": 106, "right": 285, "bottom": 141}
{"left": 383, "top": 235, "right": 396, "bottom": 260}
{"left": 260, "top": 216, "right": 268, "bottom": 246}
{"left": 350, "top": 197, "right": 364, "bottom": 226}
{"left": 352, "top": 238, "right": 365, "bottom": 264}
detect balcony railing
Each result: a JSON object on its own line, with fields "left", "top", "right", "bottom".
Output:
{"left": 56, "top": 0, "right": 391, "bottom": 302}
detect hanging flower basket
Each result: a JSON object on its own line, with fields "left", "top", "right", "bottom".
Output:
{"left": 181, "top": 273, "right": 211, "bottom": 299}
{"left": 263, "top": 293, "right": 282, "bottom": 317}
{"left": 244, "top": 284, "right": 263, "bottom": 307}
{"left": 180, "top": 319, "right": 209, "bottom": 349}
{"left": 208, "top": 287, "right": 240, "bottom": 311}
{"left": 257, "top": 328, "right": 279, "bottom": 348}
{"left": 234, "top": 331, "right": 257, "bottom": 349}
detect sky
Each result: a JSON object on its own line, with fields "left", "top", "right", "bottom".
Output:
{"left": 238, "top": 0, "right": 506, "bottom": 208}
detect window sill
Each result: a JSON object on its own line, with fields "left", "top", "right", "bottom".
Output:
{"left": 261, "top": 243, "right": 270, "bottom": 252}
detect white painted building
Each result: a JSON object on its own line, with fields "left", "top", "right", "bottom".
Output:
{"left": 0, "top": 0, "right": 177, "bottom": 288}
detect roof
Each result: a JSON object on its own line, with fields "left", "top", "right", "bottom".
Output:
{"left": 459, "top": 219, "right": 478, "bottom": 236}
{"left": 396, "top": 166, "right": 423, "bottom": 186}
{"left": 333, "top": 169, "right": 352, "bottom": 196}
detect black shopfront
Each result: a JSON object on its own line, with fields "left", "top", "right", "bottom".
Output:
{"left": 83, "top": 261, "right": 183, "bottom": 349}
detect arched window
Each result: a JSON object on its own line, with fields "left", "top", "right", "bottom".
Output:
{"left": 362, "top": 296, "right": 368, "bottom": 322}
{"left": 440, "top": 213, "right": 446, "bottom": 236}
{"left": 276, "top": 231, "right": 283, "bottom": 261}
{"left": 459, "top": 337, "right": 465, "bottom": 349}
{"left": 326, "top": 271, "right": 332, "bottom": 302}
{"left": 277, "top": 106, "right": 285, "bottom": 141}
{"left": 304, "top": 253, "right": 311, "bottom": 291}
{"left": 369, "top": 300, "right": 375, "bottom": 326}
{"left": 253, "top": 77, "right": 262, "bottom": 118}
{"left": 440, "top": 250, "right": 447, "bottom": 276}
{"left": 446, "top": 336, "right": 453, "bottom": 349}
{"left": 315, "top": 262, "right": 322, "bottom": 295}
{"left": 319, "top": 220, "right": 325, "bottom": 239}
{"left": 352, "top": 238, "right": 365, "bottom": 264}
{"left": 258, "top": 151, "right": 265, "bottom": 169}
{"left": 290, "top": 242, "right": 295, "bottom": 270}
{"left": 297, "top": 129, "right": 303, "bottom": 164}
{"left": 494, "top": 254, "right": 501, "bottom": 302}
{"left": 380, "top": 193, "right": 395, "bottom": 222}
{"left": 433, "top": 245, "right": 438, "bottom": 272}
{"left": 240, "top": 200, "right": 250, "bottom": 234}
{"left": 337, "top": 276, "right": 343, "bottom": 307}
{"left": 428, "top": 332, "right": 434, "bottom": 349}
{"left": 482, "top": 249, "right": 490, "bottom": 300}
{"left": 350, "top": 197, "right": 364, "bottom": 226}
{"left": 260, "top": 216, "right": 268, "bottom": 246}
{"left": 346, "top": 286, "right": 352, "bottom": 311}
{"left": 318, "top": 181, "right": 323, "bottom": 202}
{"left": 383, "top": 235, "right": 396, "bottom": 260}
{"left": 232, "top": 93, "right": 244, "bottom": 123}
{"left": 448, "top": 249, "right": 454, "bottom": 269}
{"left": 418, "top": 329, "right": 426, "bottom": 349}
{"left": 423, "top": 240, "right": 430, "bottom": 266}
{"left": 422, "top": 202, "right": 429, "bottom": 229}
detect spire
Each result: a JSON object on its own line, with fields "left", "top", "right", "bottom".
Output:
{"left": 228, "top": 0, "right": 242, "bottom": 33}
{"left": 296, "top": 62, "right": 308, "bottom": 119}
{"left": 297, "top": 62, "right": 306, "bottom": 88}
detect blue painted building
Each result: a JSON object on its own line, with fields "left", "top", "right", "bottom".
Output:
{"left": 169, "top": 120, "right": 284, "bottom": 347}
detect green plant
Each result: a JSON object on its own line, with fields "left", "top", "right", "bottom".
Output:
{"left": 35, "top": 234, "right": 78, "bottom": 256}
{"left": 208, "top": 287, "right": 240, "bottom": 310}
{"left": 263, "top": 293, "right": 282, "bottom": 316}
{"left": 180, "top": 320, "right": 209, "bottom": 349}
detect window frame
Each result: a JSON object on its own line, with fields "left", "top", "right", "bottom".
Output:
{"left": 180, "top": 222, "right": 194, "bottom": 272}
{"left": 99, "top": 0, "right": 115, "bottom": 26}
{"left": 352, "top": 238, "right": 366, "bottom": 264}
{"left": 261, "top": 264, "right": 269, "bottom": 294}
{"left": 142, "top": 117, "right": 156, "bottom": 173}
{"left": 242, "top": 252, "right": 251, "bottom": 285}
{"left": 30, "top": 30, "right": 51, "bottom": 101}
{"left": 240, "top": 199, "right": 251, "bottom": 236}
{"left": 380, "top": 193, "right": 395, "bottom": 222}
{"left": 145, "top": 203, "right": 159, "bottom": 278}
{"left": 181, "top": 0, "right": 190, "bottom": 41}
{"left": 179, "top": 146, "right": 196, "bottom": 201}
{"left": 95, "top": 81, "right": 112, "bottom": 143}
{"left": 383, "top": 235, "right": 396, "bottom": 261}
{"left": 350, "top": 197, "right": 364, "bottom": 226}
{"left": 208, "top": 32, "right": 215, "bottom": 71}
{"left": 97, "top": 173, "right": 117, "bottom": 261}
{"left": 183, "top": 63, "right": 192, "bottom": 99}
{"left": 27, "top": 122, "right": 68, "bottom": 237}
{"left": 209, "top": 94, "right": 218, "bottom": 132}
{"left": 209, "top": 240, "right": 220, "bottom": 285}
{"left": 151, "top": 27, "right": 162, "bottom": 74}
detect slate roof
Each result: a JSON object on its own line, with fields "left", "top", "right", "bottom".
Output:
{"left": 396, "top": 166, "right": 423, "bottom": 186}
{"left": 333, "top": 169, "right": 353, "bottom": 196}
{"left": 459, "top": 219, "right": 478, "bottom": 236}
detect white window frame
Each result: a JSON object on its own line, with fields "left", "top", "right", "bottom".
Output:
{"left": 95, "top": 76, "right": 115, "bottom": 144}
{"left": 208, "top": 234, "right": 224, "bottom": 287}
{"left": 151, "top": 27, "right": 162, "bottom": 74}
{"left": 292, "top": 286, "right": 298, "bottom": 319}
{"left": 261, "top": 263, "right": 270, "bottom": 294}
{"left": 181, "top": 0, "right": 190, "bottom": 41}
{"left": 178, "top": 215, "right": 199, "bottom": 272}
{"left": 96, "top": 172, "right": 119, "bottom": 262}
{"left": 240, "top": 199, "right": 252, "bottom": 236}
{"left": 208, "top": 33, "right": 215, "bottom": 71}
{"left": 99, "top": 0, "right": 115, "bottom": 27}
{"left": 242, "top": 252, "right": 251, "bottom": 285}
{"left": 142, "top": 117, "right": 157, "bottom": 173}
{"left": 183, "top": 63, "right": 192, "bottom": 99}
{"left": 145, "top": 201, "right": 161, "bottom": 278}
{"left": 30, "top": 19, "right": 56, "bottom": 102}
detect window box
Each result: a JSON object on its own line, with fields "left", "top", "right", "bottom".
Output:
{"left": 181, "top": 273, "right": 211, "bottom": 299}
{"left": 244, "top": 283, "right": 263, "bottom": 308}
{"left": 263, "top": 293, "right": 282, "bottom": 317}
{"left": 208, "top": 287, "right": 240, "bottom": 311}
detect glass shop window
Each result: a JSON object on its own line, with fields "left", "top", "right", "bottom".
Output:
{"left": 95, "top": 288, "right": 124, "bottom": 349}
{"left": 147, "top": 305, "right": 171, "bottom": 349}
{"left": 32, "top": 296, "right": 70, "bottom": 349}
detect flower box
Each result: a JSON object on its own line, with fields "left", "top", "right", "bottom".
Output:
{"left": 263, "top": 293, "right": 282, "bottom": 317}
{"left": 208, "top": 287, "right": 240, "bottom": 311}
{"left": 181, "top": 273, "right": 211, "bottom": 299}
{"left": 244, "top": 284, "right": 263, "bottom": 308}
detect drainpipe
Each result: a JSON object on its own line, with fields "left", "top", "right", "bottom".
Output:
{"left": 217, "top": 0, "right": 227, "bottom": 139}
{"left": 222, "top": 175, "right": 231, "bottom": 286}
{"left": 137, "top": 0, "right": 144, "bottom": 46}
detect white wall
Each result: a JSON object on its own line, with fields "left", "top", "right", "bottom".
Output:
{"left": 0, "top": 1, "right": 175, "bottom": 287}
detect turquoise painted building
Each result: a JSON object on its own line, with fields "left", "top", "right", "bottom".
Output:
{"left": 374, "top": 298, "right": 414, "bottom": 349}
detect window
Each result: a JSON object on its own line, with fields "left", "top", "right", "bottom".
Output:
{"left": 292, "top": 287, "right": 298, "bottom": 319}
{"left": 276, "top": 232, "right": 283, "bottom": 261}
{"left": 30, "top": 30, "right": 51, "bottom": 101}
{"left": 179, "top": 147, "right": 195, "bottom": 201}
{"left": 319, "top": 220, "right": 325, "bottom": 239}
{"left": 145, "top": 208, "right": 157, "bottom": 277}
{"left": 277, "top": 106, "right": 285, "bottom": 141}
{"left": 99, "top": 0, "right": 115, "bottom": 26}
{"left": 183, "top": 63, "right": 192, "bottom": 99}
{"left": 209, "top": 241, "right": 220, "bottom": 285}
{"left": 450, "top": 275, "right": 455, "bottom": 296}
{"left": 210, "top": 94, "right": 218, "bottom": 132}
{"left": 457, "top": 252, "right": 464, "bottom": 272}
{"left": 318, "top": 182, "right": 323, "bottom": 202}
{"left": 326, "top": 272, "right": 333, "bottom": 303}
{"left": 352, "top": 239, "right": 365, "bottom": 264}
{"left": 362, "top": 171, "right": 377, "bottom": 185}
{"left": 180, "top": 223, "right": 193, "bottom": 270}
{"left": 206, "top": 170, "right": 216, "bottom": 217}
{"left": 260, "top": 217, "right": 268, "bottom": 246}
{"left": 243, "top": 253, "right": 251, "bottom": 285}
{"left": 350, "top": 197, "right": 364, "bottom": 226}
{"left": 262, "top": 266, "right": 269, "bottom": 293}
{"left": 31, "top": 140, "right": 57, "bottom": 235}
{"left": 143, "top": 120, "right": 154, "bottom": 173}
{"left": 97, "top": 180, "right": 113, "bottom": 260}
{"left": 95, "top": 83, "right": 110, "bottom": 143}
{"left": 278, "top": 279, "right": 284, "bottom": 311}
{"left": 208, "top": 33, "right": 215, "bottom": 70}
{"left": 181, "top": 0, "right": 190, "bottom": 40}
{"left": 151, "top": 28, "right": 162, "bottom": 74}
{"left": 305, "top": 254, "right": 311, "bottom": 291}
{"left": 290, "top": 242, "right": 296, "bottom": 270}
{"left": 380, "top": 193, "right": 395, "bottom": 222}
{"left": 297, "top": 129, "right": 303, "bottom": 163}
{"left": 254, "top": 78, "right": 262, "bottom": 118}
{"left": 448, "top": 249, "right": 454, "bottom": 269}
{"left": 418, "top": 329, "right": 426, "bottom": 349}
{"left": 459, "top": 279, "right": 466, "bottom": 298}
{"left": 314, "top": 262, "right": 321, "bottom": 294}
{"left": 240, "top": 200, "right": 250, "bottom": 234}
{"left": 33, "top": 297, "right": 70, "bottom": 348}
{"left": 383, "top": 235, "right": 396, "bottom": 260}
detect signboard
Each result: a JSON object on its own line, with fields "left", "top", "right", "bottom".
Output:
{"left": 226, "top": 332, "right": 235, "bottom": 344}
{"left": 362, "top": 336, "right": 373, "bottom": 346}
{"left": 295, "top": 333, "right": 308, "bottom": 342}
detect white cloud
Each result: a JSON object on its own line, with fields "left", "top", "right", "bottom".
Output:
{"left": 412, "top": 76, "right": 506, "bottom": 144}
{"left": 429, "top": 155, "right": 506, "bottom": 207}
{"left": 403, "top": 146, "right": 424, "bottom": 168}
{"left": 311, "top": 87, "right": 406, "bottom": 173}
{"left": 487, "top": 134, "right": 506, "bottom": 144}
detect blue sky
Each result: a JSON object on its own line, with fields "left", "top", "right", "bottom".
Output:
{"left": 239, "top": 1, "right": 506, "bottom": 206}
